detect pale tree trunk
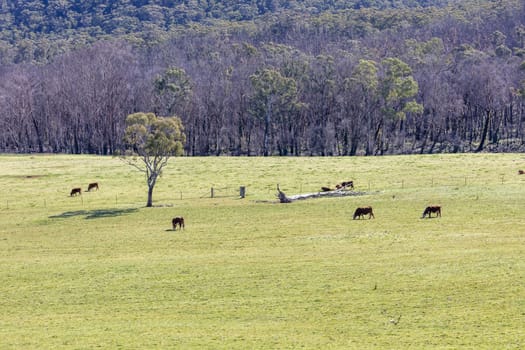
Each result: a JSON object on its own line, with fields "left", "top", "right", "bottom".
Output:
{"left": 146, "top": 171, "right": 158, "bottom": 207}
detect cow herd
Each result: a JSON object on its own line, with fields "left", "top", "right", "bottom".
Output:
{"left": 352, "top": 205, "right": 442, "bottom": 220}
{"left": 352, "top": 169, "right": 521, "bottom": 220}
{"left": 328, "top": 180, "right": 443, "bottom": 221}
{"left": 69, "top": 182, "right": 99, "bottom": 196}
{"left": 68, "top": 169, "right": 525, "bottom": 231}
{"left": 69, "top": 181, "right": 187, "bottom": 231}
{"left": 321, "top": 180, "right": 354, "bottom": 192}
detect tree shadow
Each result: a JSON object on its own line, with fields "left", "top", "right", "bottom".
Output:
{"left": 49, "top": 208, "right": 139, "bottom": 220}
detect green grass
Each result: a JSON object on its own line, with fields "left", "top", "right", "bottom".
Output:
{"left": 0, "top": 154, "right": 524, "bottom": 349}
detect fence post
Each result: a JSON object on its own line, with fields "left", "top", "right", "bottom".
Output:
{"left": 240, "top": 186, "right": 246, "bottom": 198}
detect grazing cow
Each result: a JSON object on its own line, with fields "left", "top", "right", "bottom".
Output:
{"left": 321, "top": 186, "right": 332, "bottom": 192}
{"left": 70, "top": 188, "right": 82, "bottom": 196}
{"left": 87, "top": 182, "right": 99, "bottom": 191}
{"left": 172, "top": 217, "right": 185, "bottom": 230}
{"left": 336, "top": 181, "right": 354, "bottom": 190}
{"left": 422, "top": 205, "right": 441, "bottom": 218}
{"left": 353, "top": 206, "right": 374, "bottom": 220}
{"left": 519, "top": 170, "right": 524, "bottom": 175}
{"left": 341, "top": 181, "right": 354, "bottom": 189}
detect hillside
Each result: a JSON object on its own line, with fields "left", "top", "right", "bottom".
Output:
{"left": 0, "top": 0, "right": 473, "bottom": 63}
{"left": 0, "top": 0, "right": 524, "bottom": 155}
{"left": 1, "top": 0, "right": 449, "bottom": 38}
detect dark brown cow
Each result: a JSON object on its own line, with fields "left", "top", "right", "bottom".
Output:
{"left": 353, "top": 206, "right": 374, "bottom": 220}
{"left": 70, "top": 188, "right": 82, "bottom": 196}
{"left": 422, "top": 205, "right": 441, "bottom": 218}
{"left": 341, "top": 181, "right": 354, "bottom": 189}
{"left": 172, "top": 217, "right": 185, "bottom": 230}
{"left": 336, "top": 181, "right": 354, "bottom": 190}
{"left": 519, "top": 170, "right": 524, "bottom": 175}
{"left": 87, "top": 182, "right": 99, "bottom": 191}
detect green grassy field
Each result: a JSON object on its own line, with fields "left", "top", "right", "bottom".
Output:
{"left": 0, "top": 154, "right": 524, "bottom": 349}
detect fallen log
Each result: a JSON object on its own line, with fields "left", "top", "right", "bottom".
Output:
{"left": 276, "top": 184, "right": 292, "bottom": 203}
{"left": 276, "top": 184, "right": 367, "bottom": 203}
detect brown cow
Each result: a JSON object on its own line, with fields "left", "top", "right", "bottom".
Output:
{"left": 353, "top": 206, "right": 374, "bottom": 220}
{"left": 321, "top": 186, "right": 332, "bottom": 192}
{"left": 172, "top": 217, "right": 185, "bottom": 230}
{"left": 341, "top": 181, "right": 354, "bottom": 189}
{"left": 422, "top": 205, "right": 441, "bottom": 218}
{"left": 87, "top": 182, "right": 99, "bottom": 191}
{"left": 70, "top": 188, "right": 82, "bottom": 196}
{"left": 336, "top": 181, "right": 354, "bottom": 190}
{"left": 519, "top": 170, "right": 524, "bottom": 175}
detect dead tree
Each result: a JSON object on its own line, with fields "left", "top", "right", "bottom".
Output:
{"left": 276, "top": 184, "right": 292, "bottom": 203}
{"left": 276, "top": 184, "right": 366, "bottom": 203}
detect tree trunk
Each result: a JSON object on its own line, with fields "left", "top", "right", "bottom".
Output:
{"left": 263, "top": 99, "right": 273, "bottom": 156}
{"left": 146, "top": 185, "right": 154, "bottom": 207}
{"left": 146, "top": 172, "right": 158, "bottom": 207}
{"left": 476, "top": 110, "right": 491, "bottom": 152}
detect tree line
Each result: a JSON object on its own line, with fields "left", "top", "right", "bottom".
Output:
{"left": 1, "top": 0, "right": 525, "bottom": 155}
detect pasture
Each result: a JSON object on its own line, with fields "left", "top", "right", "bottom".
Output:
{"left": 0, "top": 154, "right": 524, "bottom": 349}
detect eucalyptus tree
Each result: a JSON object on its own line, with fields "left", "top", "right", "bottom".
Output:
{"left": 260, "top": 43, "right": 309, "bottom": 155}
{"left": 302, "top": 55, "right": 338, "bottom": 155}
{"left": 153, "top": 67, "right": 192, "bottom": 116}
{"left": 377, "top": 57, "right": 423, "bottom": 154}
{"left": 249, "top": 68, "right": 300, "bottom": 156}
{"left": 340, "top": 59, "right": 381, "bottom": 155}
{"left": 402, "top": 37, "right": 458, "bottom": 153}
{"left": 121, "top": 112, "right": 186, "bottom": 207}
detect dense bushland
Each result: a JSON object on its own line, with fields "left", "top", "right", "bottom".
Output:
{"left": 1, "top": 0, "right": 524, "bottom": 155}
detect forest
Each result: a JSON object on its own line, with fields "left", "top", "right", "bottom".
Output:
{"left": 1, "top": 0, "right": 525, "bottom": 155}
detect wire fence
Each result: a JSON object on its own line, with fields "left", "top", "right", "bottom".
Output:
{"left": 1, "top": 175, "right": 524, "bottom": 211}
{"left": 0, "top": 185, "right": 248, "bottom": 211}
